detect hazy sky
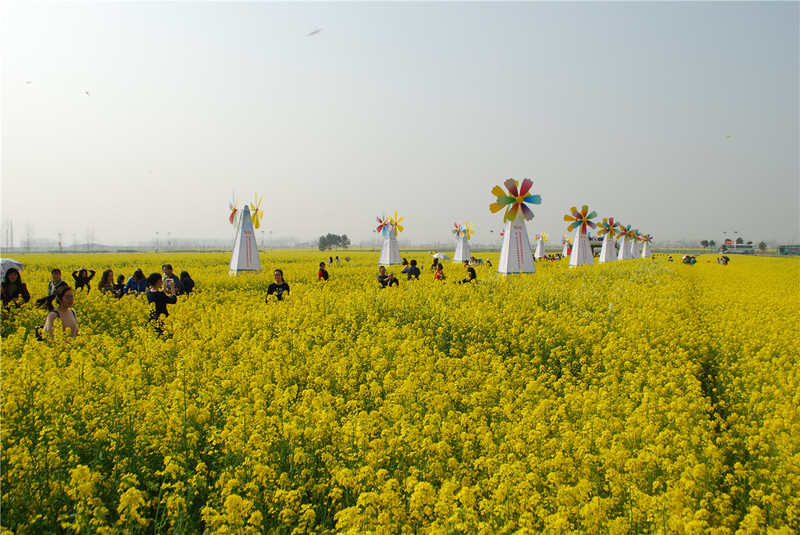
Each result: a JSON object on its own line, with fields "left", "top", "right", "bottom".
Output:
{"left": 2, "top": 1, "right": 798, "bottom": 248}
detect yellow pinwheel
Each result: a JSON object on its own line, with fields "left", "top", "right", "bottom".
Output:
{"left": 389, "top": 211, "right": 404, "bottom": 236}
{"left": 250, "top": 194, "right": 264, "bottom": 229}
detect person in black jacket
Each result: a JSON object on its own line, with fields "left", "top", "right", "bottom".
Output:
{"left": 146, "top": 272, "right": 177, "bottom": 334}
{"left": 72, "top": 268, "right": 95, "bottom": 293}
{"left": 266, "top": 269, "right": 290, "bottom": 302}
{"left": 180, "top": 271, "right": 195, "bottom": 294}
{"left": 1, "top": 268, "right": 30, "bottom": 307}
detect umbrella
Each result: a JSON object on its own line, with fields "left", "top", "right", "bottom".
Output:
{"left": 433, "top": 253, "right": 450, "bottom": 260}
{"left": 1, "top": 258, "right": 24, "bottom": 279}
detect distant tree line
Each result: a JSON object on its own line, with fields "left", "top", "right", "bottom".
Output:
{"left": 318, "top": 233, "right": 351, "bottom": 251}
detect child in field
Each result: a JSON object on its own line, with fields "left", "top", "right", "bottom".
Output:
{"left": 377, "top": 266, "right": 398, "bottom": 288}
{"left": 318, "top": 262, "right": 329, "bottom": 281}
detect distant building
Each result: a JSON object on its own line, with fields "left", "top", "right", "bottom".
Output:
{"left": 720, "top": 243, "right": 754, "bottom": 254}
{"left": 777, "top": 244, "right": 800, "bottom": 256}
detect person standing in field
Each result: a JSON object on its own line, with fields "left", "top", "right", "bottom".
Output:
{"left": 146, "top": 272, "right": 178, "bottom": 334}
{"left": 41, "top": 285, "right": 79, "bottom": 339}
{"left": 267, "top": 269, "right": 290, "bottom": 301}
{"left": 401, "top": 259, "right": 421, "bottom": 280}
{"left": 434, "top": 264, "right": 446, "bottom": 281}
{"left": 180, "top": 271, "right": 195, "bottom": 294}
{"left": 1, "top": 268, "right": 30, "bottom": 308}
{"left": 125, "top": 269, "right": 147, "bottom": 295}
{"left": 318, "top": 262, "right": 329, "bottom": 281}
{"left": 36, "top": 268, "right": 69, "bottom": 308}
{"left": 98, "top": 269, "right": 116, "bottom": 294}
{"left": 161, "top": 264, "right": 184, "bottom": 295}
{"left": 48, "top": 268, "right": 68, "bottom": 296}
{"left": 72, "top": 268, "right": 95, "bottom": 293}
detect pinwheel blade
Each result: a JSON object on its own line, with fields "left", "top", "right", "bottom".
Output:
{"left": 518, "top": 178, "right": 533, "bottom": 197}
{"left": 503, "top": 178, "right": 519, "bottom": 197}
{"left": 490, "top": 202, "right": 508, "bottom": 214}
{"left": 523, "top": 194, "right": 542, "bottom": 205}
{"left": 520, "top": 203, "right": 534, "bottom": 221}
{"left": 506, "top": 204, "right": 520, "bottom": 222}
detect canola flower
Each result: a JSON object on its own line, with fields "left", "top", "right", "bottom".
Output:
{"left": 1, "top": 251, "right": 798, "bottom": 533}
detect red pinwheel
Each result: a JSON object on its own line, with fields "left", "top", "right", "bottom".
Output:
{"left": 376, "top": 214, "right": 393, "bottom": 236}
{"left": 490, "top": 178, "right": 542, "bottom": 223}
{"left": 564, "top": 205, "right": 598, "bottom": 234}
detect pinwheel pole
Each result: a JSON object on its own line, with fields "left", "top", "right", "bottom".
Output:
{"left": 378, "top": 212, "right": 403, "bottom": 265}
{"left": 565, "top": 205, "right": 597, "bottom": 267}
{"left": 599, "top": 232, "right": 616, "bottom": 263}
{"left": 641, "top": 235, "right": 653, "bottom": 258}
{"left": 561, "top": 237, "right": 572, "bottom": 258}
{"left": 534, "top": 233, "right": 547, "bottom": 260}
{"left": 597, "top": 217, "right": 619, "bottom": 264}
{"left": 452, "top": 222, "right": 474, "bottom": 263}
{"left": 454, "top": 236, "right": 470, "bottom": 263}
{"left": 497, "top": 213, "right": 535, "bottom": 273}
{"left": 229, "top": 204, "right": 262, "bottom": 275}
{"left": 630, "top": 231, "right": 642, "bottom": 258}
{"left": 490, "top": 179, "right": 541, "bottom": 274}
{"left": 617, "top": 226, "right": 634, "bottom": 260}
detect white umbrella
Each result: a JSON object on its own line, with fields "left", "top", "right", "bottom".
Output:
{"left": 1, "top": 258, "right": 24, "bottom": 279}
{"left": 433, "top": 253, "right": 450, "bottom": 260}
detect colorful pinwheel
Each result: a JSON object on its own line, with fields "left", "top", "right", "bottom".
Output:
{"left": 389, "top": 211, "right": 404, "bottom": 236}
{"left": 250, "top": 194, "right": 264, "bottom": 229}
{"left": 618, "top": 224, "right": 634, "bottom": 239}
{"left": 564, "top": 205, "right": 598, "bottom": 234}
{"left": 632, "top": 230, "right": 642, "bottom": 242}
{"left": 376, "top": 214, "right": 393, "bottom": 236}
{"left": 597, "top": 217, "right": 620, "bottom": 238}
{"left": 535, "top": 232, "right": 549, "bottom": 242}
{"left": 490, "top": 178, "right": 542, "bottom": 223}
{"left": 452, "top": 221, "right": 475, "bottom": 240}
{"left": 228, "top": 193, "right": 239, "bottom": 226}
{"left": 562, "top": 235, "right": 572, "bottom": 246}
{"left": 641, "top": 234, "right": 653, "bottom": 244}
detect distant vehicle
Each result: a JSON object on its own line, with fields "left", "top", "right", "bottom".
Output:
{"left": 777, "top": 244, "right": 800, "bottom": 256}
{"left": 720, "top": 243, "right": 754, "bottom": 254}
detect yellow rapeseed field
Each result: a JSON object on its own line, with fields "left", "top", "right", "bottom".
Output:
{"left": 2, "top": 251, "right": 798, "bottom": 534}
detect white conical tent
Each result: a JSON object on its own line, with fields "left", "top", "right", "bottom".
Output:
{"left": 534, "top": 237, "right": 546, "bottom": 259}
{"left": 497, "top": 214, "right": 535, "bottom": 274}
{"left": 617, "top": 234, "right": 633, "bottom": 260}
{"left": 379, "top": 235, "right": 402, "bottom": 265}
{"left": 569, "top": 229, "right": 594, "bottom": 267}
{"left": 229, "top": 204, "right": 262, "bottom": 274}
{"left": 453, "top": 236, "right": 471, "bottom": 263}
{"left": 599, "top": 234, "right": 616, "bottom": 263}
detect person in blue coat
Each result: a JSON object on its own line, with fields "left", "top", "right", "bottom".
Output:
{"left": 124, "top": 269, "right": 148, "bottom": 295}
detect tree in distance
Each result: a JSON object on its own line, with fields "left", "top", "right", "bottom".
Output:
{"left": 318, "top": 233, "right": 351, "bottom": 251}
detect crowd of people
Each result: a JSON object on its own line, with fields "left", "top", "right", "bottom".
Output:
{"left": 1, "top": 263, "right": 196, "bottom": 340}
